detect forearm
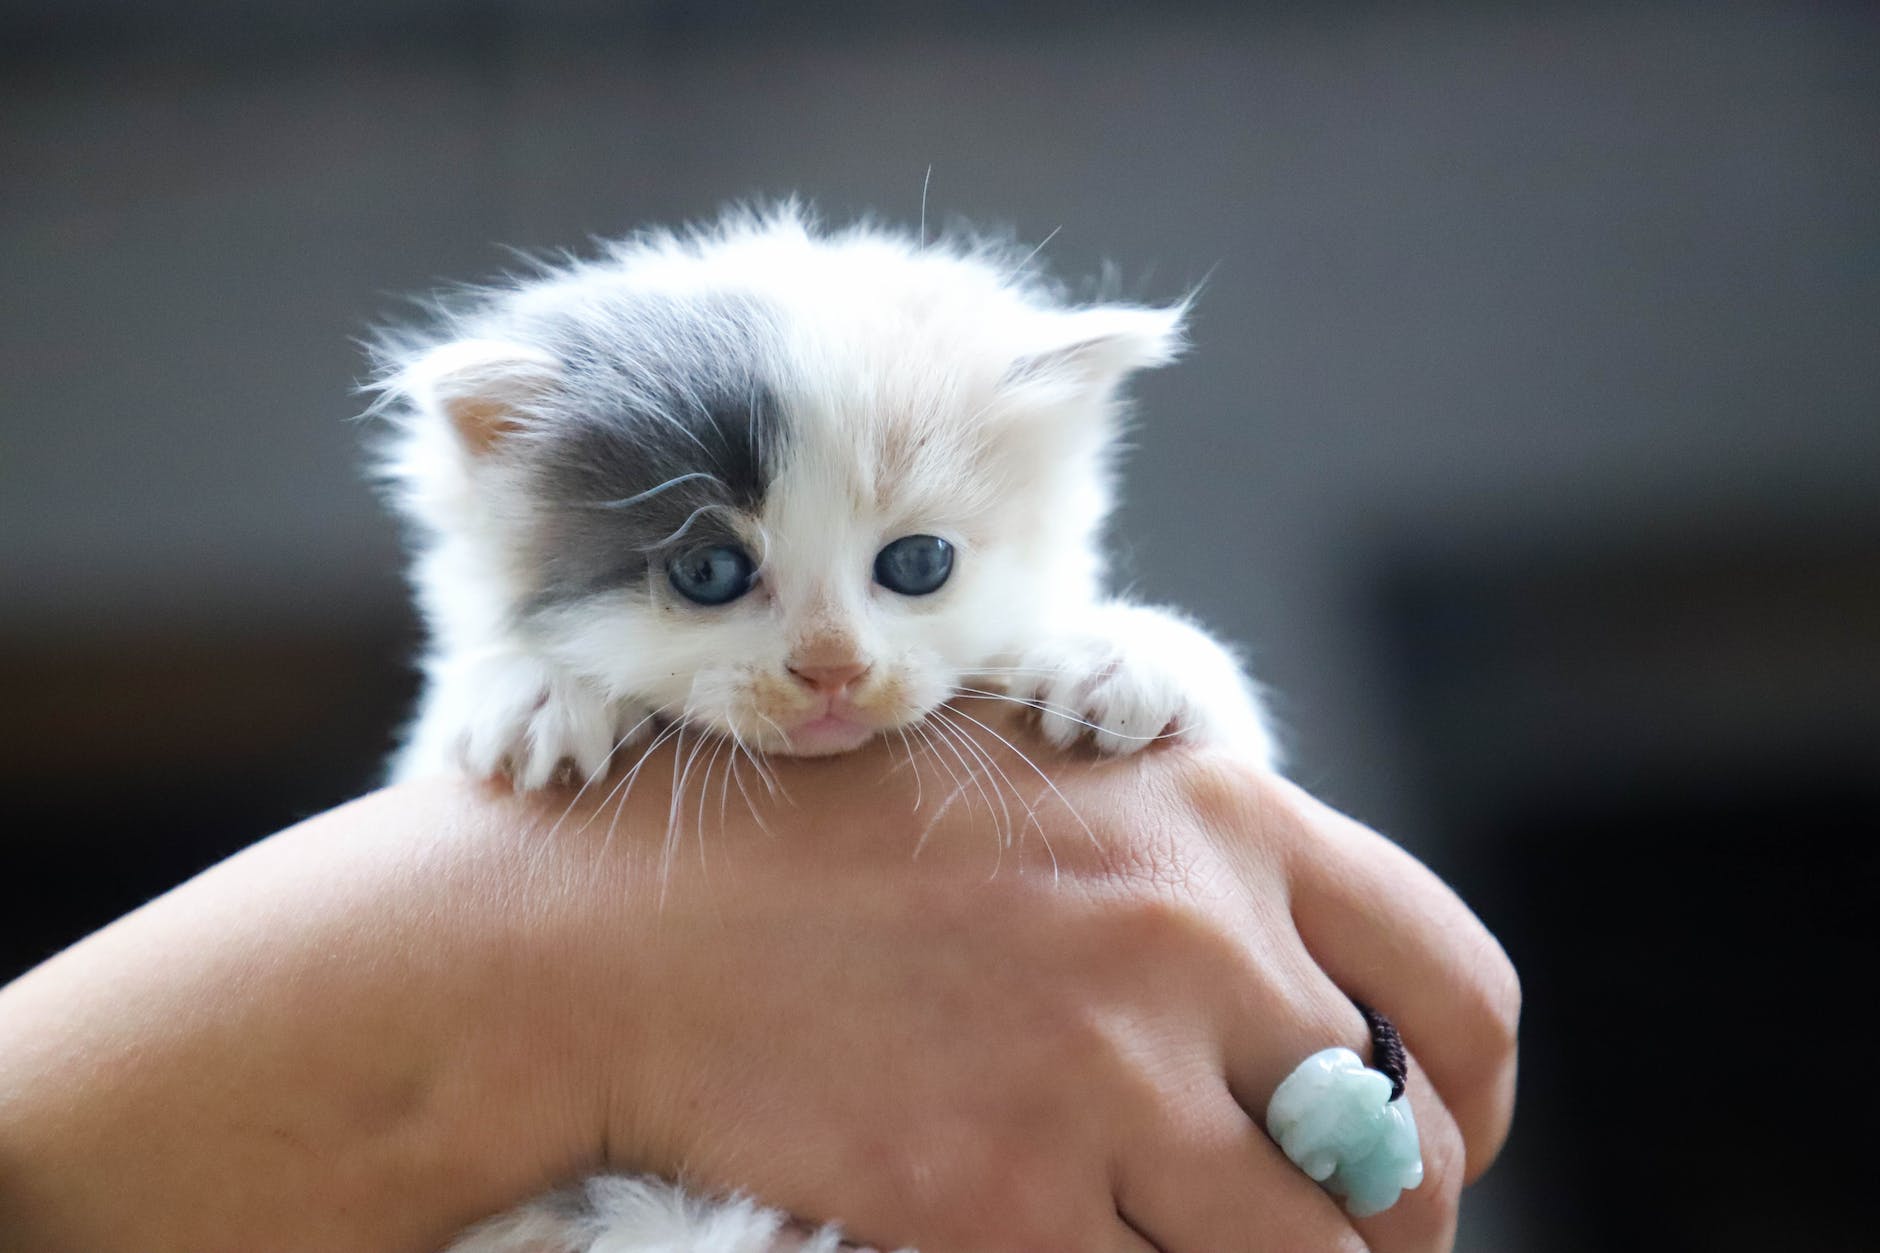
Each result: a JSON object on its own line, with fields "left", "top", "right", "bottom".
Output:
{"left": 0, "top": 782, "right": 614, "bottom": 1253}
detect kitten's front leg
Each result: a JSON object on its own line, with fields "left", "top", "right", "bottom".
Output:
{"left": 398, "top": 649, "right": 652, "bottom": 789}
{"left": 1004, "top": 603, "right": 1278, "bottom": 766}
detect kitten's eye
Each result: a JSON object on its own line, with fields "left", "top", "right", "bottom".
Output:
{"left": 667, "top": 544, "right": 755, "bottom": 606}
{"left": 874, "top": 534, "right": 954, "bottom": 596}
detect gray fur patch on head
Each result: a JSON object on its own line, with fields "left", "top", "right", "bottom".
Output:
{"left": 503, "top": 291, "right": 786, "bottom": 610}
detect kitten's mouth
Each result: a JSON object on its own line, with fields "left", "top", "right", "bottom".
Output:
{"left": 780, "top": 711, "right": 877, "bottom": 757}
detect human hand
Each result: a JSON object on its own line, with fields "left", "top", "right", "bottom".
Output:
{"left": 0, "top": 708, "right": 1516, "bottom": 1253}
{"left": 533, "top": 709, "right": 1518, "bottom": 1252}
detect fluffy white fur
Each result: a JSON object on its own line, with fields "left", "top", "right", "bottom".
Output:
{"left": 373, "top": 206, "right": 1276, "bottom": 1251}
{"left": 449, "top": 1178, "right": 867, "bottom": 1253}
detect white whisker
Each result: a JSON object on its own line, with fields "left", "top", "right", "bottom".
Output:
{"left": 941, "top": 702, "right": 1096, "bottom": 856}
{"left": 923, "top": 714, "right": 986, "bottom": 821}
{"left": 930, "top": 707, "right": 1028, "bottom": 851}
{"left": 667, "top": 725, "right": 715, "bottom": 878}
{"left": 714, "top": 734, "right": 735, "bottom": 835}
{"left": 1016, "top": 224, "right": 1062, "bottom": 275}
{"left": 688, "top": 733, "right": 721, "bottom": 850}
{"left": 739, "top": 731, "right": 783, "bottom": 805}
{"left": 893, "top": 725, "right": 925, "bottom": 813}
{"left": 749, "top": 712, "right": 799, "bottom": 805}
{"left": 523, "top": 705, "right": 654, "bottom": 884}
{"left": 918, "top": 164, "right": 933, "bottom": 250}
{"left": 907, "top": 720, "right": 972, "bottom": 859}
{"left": 727, "top": 738, "right": 777, "bottom": 840}
{"left": 542, "top": 705, "right": 666, "bottom": 847}
{"left": 930, "top": 707, "right": 1048, "bottom": 869}
{"left": 952, "top": 685, "right": 1174, "bottom": 744}
{"left": 568, "top": 714, "right": 687, "bottom": 900}
{"left": 924, "top": 711, "right": 1006, "bottom": 872}
{"left": 653, "top": 726, "right": 690, "bottom": 901}
{"left": 691, "top": 734, "right": 729, "bottom": 878}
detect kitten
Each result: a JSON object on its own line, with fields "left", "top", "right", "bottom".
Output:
{"left": 374, "top": 206, "right": 1277, "bottom": 1251}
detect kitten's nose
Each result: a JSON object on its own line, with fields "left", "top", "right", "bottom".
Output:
{"left": 786, "top": 659, "right": 871, "bottom": 695}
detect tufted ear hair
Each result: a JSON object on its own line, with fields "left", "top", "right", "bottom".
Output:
{"left": 1003, "top": 303, "right": 1187, "bottom": 403}
{"left": 395, "top": 339, "right": 562, "bottom": 454}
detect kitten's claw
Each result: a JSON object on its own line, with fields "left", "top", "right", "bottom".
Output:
{"left": 1019, "top": 636, "right": 1188, "bottom": 756}
{"left": 1013, "top": 604, "right": 1277, "bottom": 763}
{"left": 521, "top": 685, "right": 622, "bottom": 790}
{"left": 427, "top": 655, "right": 640, "bottom": 790}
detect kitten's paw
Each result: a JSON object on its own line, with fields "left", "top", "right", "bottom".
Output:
{"left": 436, "top": 656, "right": 645, "bottom": 789}
{"left": 1015, "top": 636, "right": 1187, "bottom": 756}
{"left": 1010, "top": 604, "right": 1277, "bottom": 763}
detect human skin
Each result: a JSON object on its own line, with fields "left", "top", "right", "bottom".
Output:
{"left": 0, "top": 713, "right": 1517, "bottom": 1252}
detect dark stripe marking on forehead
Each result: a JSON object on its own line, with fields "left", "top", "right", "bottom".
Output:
{"left": 516, "top": 290, "right": 787, "bottom": 609}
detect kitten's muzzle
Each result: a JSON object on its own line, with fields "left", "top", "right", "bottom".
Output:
{"left": 784, "top": 659, "right": 871, "bottom": 697}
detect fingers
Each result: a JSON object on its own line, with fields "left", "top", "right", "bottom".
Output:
{"left": 1212, "top": 930, "right": 1374, "bottom": 1125}
{"left": 1198, "top": 935, "right": 1462, "bottom": 1253}
{"left": 1118, "top": 1080, "right": 1463, "bottom": 1253}
{"left": 1277, "top": 780, "right": 1521, "bottom": 1180}
{"left": 1347, "top": 1052, "right": 1466, "bottom": 1253}
{"left": 1115, "top": 1088, "right": 1369, "bottom": 1253}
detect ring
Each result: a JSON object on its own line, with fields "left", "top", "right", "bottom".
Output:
{"left": 1264, "top": 1004, "right": 1425, "bottom": 1218}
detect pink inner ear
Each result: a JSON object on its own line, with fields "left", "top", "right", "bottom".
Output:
{"left": 403, "top": 339, "right": 562, "bottom": 455}
{"left": 444, "top": 392, "right": 525, "bottom": 452}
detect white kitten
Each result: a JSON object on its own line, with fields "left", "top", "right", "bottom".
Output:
{"left": 373, "top": 206, "right": 1277, "bottom": 1251}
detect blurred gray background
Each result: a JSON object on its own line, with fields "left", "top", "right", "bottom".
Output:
{"left": 5, "top": 2, "right": 1876, "bottom": 1249}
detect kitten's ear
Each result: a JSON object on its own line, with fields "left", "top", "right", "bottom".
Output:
{"left": 1004, "top": 304, "right": 1187, "bottom": 402}
{"left": 396, "top": 339, "right": 562, "bottom": 454}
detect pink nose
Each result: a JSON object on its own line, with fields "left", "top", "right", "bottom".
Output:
{"left": 786, "top": 659, "right": 871, "bottom": 695}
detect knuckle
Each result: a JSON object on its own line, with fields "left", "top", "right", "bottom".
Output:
{"left": 1050, "top": 1015, "right": 1162, "bottom": 1116}
{"left": 1170, "top": 750, "right": 1296, "bottom": 856}
{"left": 1088, "top": 825, "right": 1239, "bottom": 918}
{"left": 1172, "top": 748, "right": 1260, "bottom": 816}
{"left": 1454, "top": 931, "right": 1523, "bottom": 1091}
{"left": 1104, "top": 891, "right": 1239, "bottom": 977}
{"left": 1482, "top": 941, "right": 1523, "bottom": 1054}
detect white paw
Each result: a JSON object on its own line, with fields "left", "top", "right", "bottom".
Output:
{"left": 1014, "top": 635, "right": 1188, "bottom": 755}
{"left": 1007, "top": 605, "right": 1277, "bottom": 762}
{"left": 429, "top": 654, "right": 648, "bottom": 789}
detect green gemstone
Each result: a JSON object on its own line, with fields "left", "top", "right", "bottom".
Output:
{"left": 1266, "top": 1046, "right": 1425, "bottom": 1218}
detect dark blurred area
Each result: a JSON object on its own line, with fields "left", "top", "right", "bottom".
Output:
{"left": 3, "top": 2, "right": 1875, "bottom": 1248}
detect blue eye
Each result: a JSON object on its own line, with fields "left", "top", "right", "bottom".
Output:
{"left": 874, "top": 534, "right": 954, "bottom": 596}
{"left": 667, "top": 544, "right": 755, "bottom": 606}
